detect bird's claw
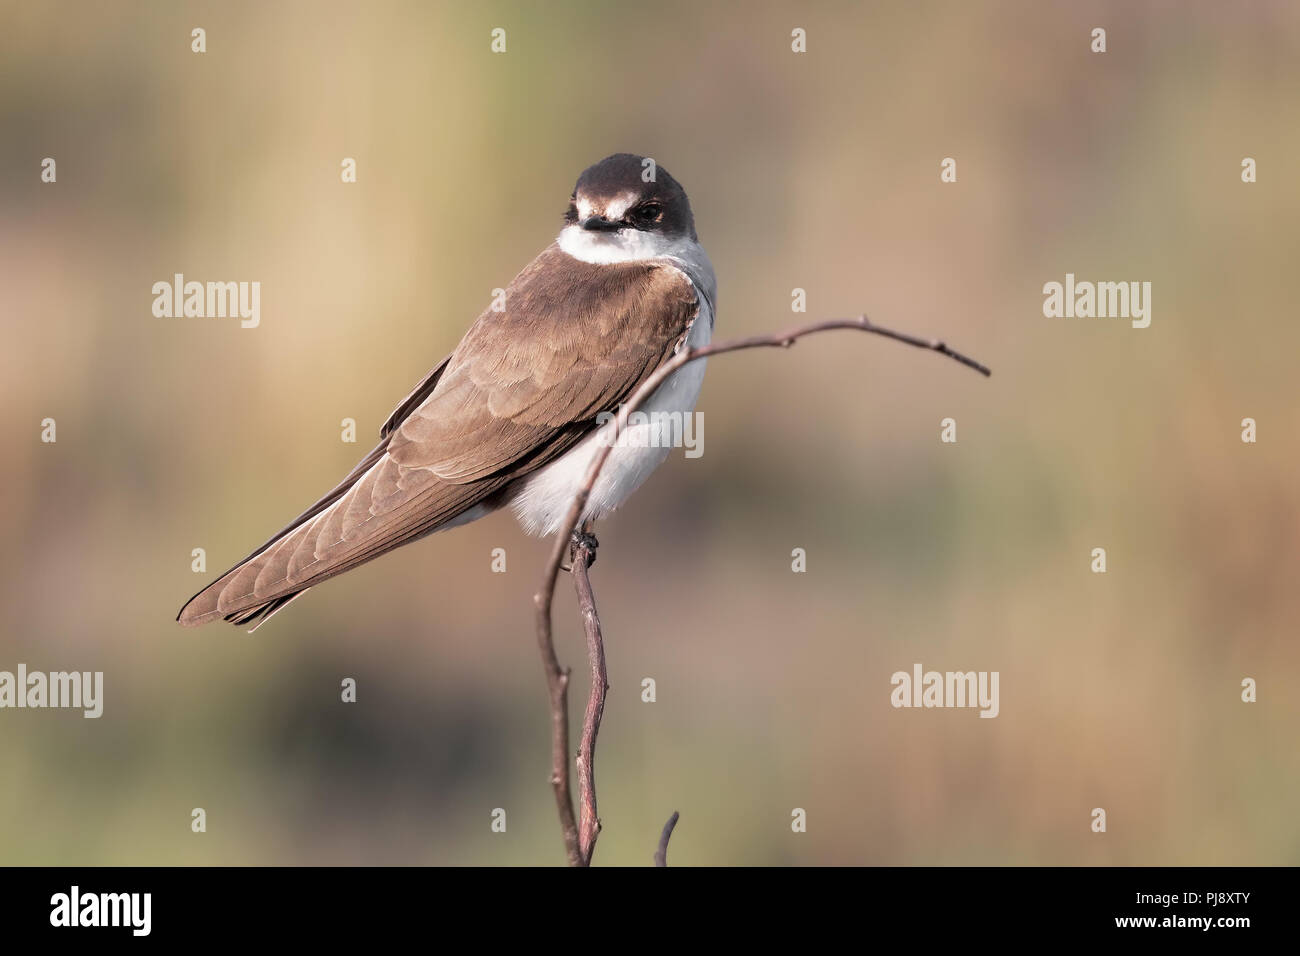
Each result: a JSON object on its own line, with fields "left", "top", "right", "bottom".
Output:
{"left": 568, "top": 526, "right": 599, "bottom": 567}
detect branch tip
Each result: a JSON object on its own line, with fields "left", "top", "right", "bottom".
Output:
{"left": 655, "top": 811, "right": 681, "bottom": 867}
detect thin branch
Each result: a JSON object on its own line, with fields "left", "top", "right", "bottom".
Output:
{"left": 655, "top": 811, "right": 681, "bottom": 867}
{"left": 532, "top": 313, "right": 989, "bottom": 865}
{"left": 570, "top": 531, "right": 608, "bottom": 865}
{"left": 536, "top": 314, "right": 989, "bottom": 651}
{"left": 532, "top": 594, "right": 581, "bottom": 866}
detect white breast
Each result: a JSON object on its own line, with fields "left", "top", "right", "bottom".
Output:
{"left": 508, "top": 271, "right": 713, "bottom": 537}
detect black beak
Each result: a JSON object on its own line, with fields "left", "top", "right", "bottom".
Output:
{"left": 580, "top": 216, "right": 621, "bottom": 233}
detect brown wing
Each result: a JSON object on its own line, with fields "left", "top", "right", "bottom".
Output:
{"left": 177, "top": 244, "right": 699, "bottom": 628}
{"left": 387, "top": 245, "right": 698, "bottom": 480}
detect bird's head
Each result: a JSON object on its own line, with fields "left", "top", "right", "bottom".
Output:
{"left": 559, "top": 153, "right": 696, "bottom": 263}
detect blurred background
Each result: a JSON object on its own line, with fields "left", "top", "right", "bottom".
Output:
{"left": 1, "top": 0, "right": 1297, "bottom": 865}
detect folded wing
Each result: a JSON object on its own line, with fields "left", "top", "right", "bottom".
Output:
{"left": 177, "top": 245, "right": 699, "bottom": 628}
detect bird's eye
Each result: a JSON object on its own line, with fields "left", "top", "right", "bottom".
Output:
{"left": 635, "top": 202, "right": 663, "bottom": 223}
{"left": 564, "top": 201, "right": 579, "bottom": 223}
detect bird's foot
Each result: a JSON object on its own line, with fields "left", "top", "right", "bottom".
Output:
{"left": 568, "top": 525, "right": 599, "bottom": 569}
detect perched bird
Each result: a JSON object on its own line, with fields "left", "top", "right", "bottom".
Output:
{"left": 178, "top": 153, "right": 716, "bottom": 629}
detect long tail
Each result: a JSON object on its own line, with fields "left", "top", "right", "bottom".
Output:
{"left": 176, "top": 437, "right": 508, "bottom": 629}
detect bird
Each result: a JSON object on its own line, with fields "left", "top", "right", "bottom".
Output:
{"left": 178, "top": 153, "right": 716, "bottom": 630}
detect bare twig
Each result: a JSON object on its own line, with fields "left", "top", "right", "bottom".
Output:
{"left": 570, "top": 530, "right": 608, "bottom": 864}
{"left": 533, "top": 617, "right": 581, "bottom": 866}
{"left": 655, "top": 811, "right": 681, "bottom": 867}
{"left": 533, "top": 570, "right": 580, "bottom": 865}
{"left": 532, "top": 313, "right": 989, "bottom": 865}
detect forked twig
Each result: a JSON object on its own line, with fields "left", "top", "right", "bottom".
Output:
{"left": 532, "top": 314, "right": 990, "bottom": 865}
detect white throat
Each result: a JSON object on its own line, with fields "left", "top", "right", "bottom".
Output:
{"left": 557, "top": 223, "right": 694, "bottom": 265}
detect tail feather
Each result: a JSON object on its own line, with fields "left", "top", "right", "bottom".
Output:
{"left": 178, "top": 354, "right": 461, "bottom": 630}
{"left": 228, "top": 591, "right": 310, "bottom": 632}
{"left": 176, "top": 455, "right": 509, "bottom": 628}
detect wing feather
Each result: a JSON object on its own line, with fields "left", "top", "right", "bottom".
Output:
{"left": 177, "top": 243, "right": 698, "bottom": 627}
